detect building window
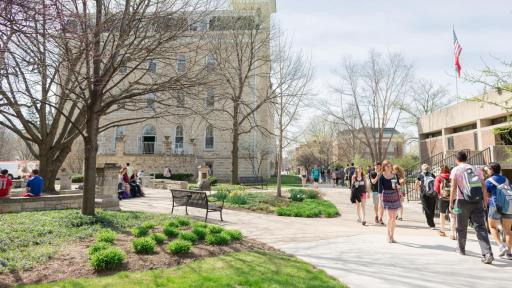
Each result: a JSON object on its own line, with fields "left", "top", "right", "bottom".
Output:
{"left": 189, "top": 17, "right": 209, "bottom": 32}
{"left": 177, "top": 55, "right": 187, "bottom": 74}
{"left": 206, "top": 89, "right": 214, "bottom": 108}
{"left": 175, "top": 126, "right": 184, "bottom": 152}
{"left": 148, "top": 59, "right": 156, "bottom": 73}
{"left": 146, "top": 93, "right": 156, "bottom": 109}
{"left": 113, "top": 126, "right": 125, "bottom": 149}
{"left": 205, "top": 125, "right": 214, "bottom": 150}
{"left": 206, "top": 53, "right": 216, "bottom": 73}
{"left": 119, "top": 58, "right": 128, "bottom": 74}
{"left": 453, "top": 123, "right": 477, "bottom": 134}
{"left": 142, "top": 125, "right": 156, "bottom": 154}
{"left": 447, "top": 136, "right": 454, "bottom": 150}
{"left": 176, "top": 91, "right": 185, "bottom": 107}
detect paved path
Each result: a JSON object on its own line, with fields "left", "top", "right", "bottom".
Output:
{"left": 121, "top": 185, "right": 512, "bottom": 288}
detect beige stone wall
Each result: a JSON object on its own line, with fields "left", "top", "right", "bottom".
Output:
{"left": 0, "top": 194, "right": 83, "bottom": 213}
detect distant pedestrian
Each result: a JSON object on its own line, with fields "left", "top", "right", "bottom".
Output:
{"left": 311, "top": 165, "right": 321, "bottom": 190}
{"left": 126, "top": 163, "right": 134, "bottom": 179}
{"left": 370, "top": 162, "right": 383, "bottom": 224}
{"left": 348, "top": 163, "right": 356, "bottom": 187}
{"left": 484, "top": 162, "right": 512, "bottom": 260}
{"left": 434, "top": 165, "right": 456, "bottom": 239}
{"left": 351, "top": 166, "right": 368, "bottom": 225}
{"left": 393, "top": 165, "right": 406, "bottom": 221}
{"left": 449, "top": 150, "right": 493, "bottom": 264}
{"left": 416, "top": 164, "right": 437, "bottom": 229}
{"left": 23, "top": 169, "right": 44, "bottom": 197}
{"left": 338, "top": 167, "right": 345, "bottom": 187}
{"left": 331, "top": 169, "right": 337, "bottom": 188}
{"left": 379, "top": 160, "right": 401, "bottom": 243}
{"left": 300, "top": 167, "right": 308, "bottom": 187}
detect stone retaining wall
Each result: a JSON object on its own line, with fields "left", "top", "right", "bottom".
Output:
{"left": 0, "top": 194, "right": 83, "bottom": 213}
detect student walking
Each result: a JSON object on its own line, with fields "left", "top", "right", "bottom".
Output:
{"left": 449, "top": 150, "right": 494, "bottom": 264}
{"left": 394, "top": 165, "right": 406, "bottom": 221}
{"left": 300, "top": 167, "right": 308, "bottom": 187}
{"left": 434, "top": 165, "right": 456, "bottom": 239}
{"left": 351, "top": 166, "right": 368, "bottom": 226}
{"left": 379, "top": 160, "right": 402, "bottom": 243}
{"left": 348, "top": 163, "right": 356, "bottom": 187}
{"left": 416, "top": 164, "right": 437, "bottom": 229}
{"left": 311, "top": 165, "right": 321, "bottom": 190}
{"left": 370, "top": 162, "right": 383, "bottom": 224}
{"left": 484, "top": 162, "right": 512, "bottom": 260}
{"left": 339, "top": 167, "right": 345, "bottom": 187}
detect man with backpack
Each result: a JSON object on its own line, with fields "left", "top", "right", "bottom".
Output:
{"left": 449, "top": 150, "right": 493, "bottom": 264}
{"left": 416, "top": 164, "right": 437, "bottom": 229}
{"left": 484, "top": 162, "right": 512, "bottom": 260}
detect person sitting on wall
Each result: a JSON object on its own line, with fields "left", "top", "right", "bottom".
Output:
{"left": 0, "top": 169, "right": 13, "bottom": 198}
{"left": 22, "top": 169, "right": 44, "bottom": 197}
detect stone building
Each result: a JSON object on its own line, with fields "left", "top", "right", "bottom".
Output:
{"left": 418, "top": 90, "right": 512, "bottom": 175}
{"left": 95, "top": 0, "right": 277, "bottom": 181}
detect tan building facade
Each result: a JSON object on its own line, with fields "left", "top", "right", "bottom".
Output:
{"left": 95, "top": 0, "right": 277, "bottom": 181}
{"left": 418, "top": 91, "right": 512, "bottom": 171}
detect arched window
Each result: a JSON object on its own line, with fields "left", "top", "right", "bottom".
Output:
{"left": 175, "top": 125, "right": 184, "bottom": 151}
{"left": 205, "top": 125, "right": 214, "bottom": 150}
{"left": 206, "top": 53, "right": 216, "bottom": 73}
{"left": 206, "top": 88, "right": 214, "bottom": 108}
{"left": 142, "top": 124, "right": 156, "bottom": 154}
{"left": 145, "top": 93, "right": 156, "bottom": 109}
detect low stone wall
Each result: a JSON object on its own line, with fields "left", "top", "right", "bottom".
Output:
{"left": 9, "top": 189, "right": 81, "bottom": 197}
{"left": 151, "top": 179, "right": 188, "bottom": 190}
{"left": 0, "top": 194, "right": 83, "bottom": 213}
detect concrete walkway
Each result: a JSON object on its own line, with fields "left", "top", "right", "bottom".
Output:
{"left": 120, "top": 185, "right": 512, "bottom": 288}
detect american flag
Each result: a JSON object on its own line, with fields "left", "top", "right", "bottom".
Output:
{"left": 453, "top": 29, "right": 462, "bottom": 77}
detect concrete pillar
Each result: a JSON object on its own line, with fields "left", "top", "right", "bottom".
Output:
{"left": 115, "top": 135, "right": 125, "bottom": 157}
{"left": 95, "top": 163, "right": 121, "bottom": 210}
{"left": 58, "top": 168, "right": 72, "bottom": 191}
{"left": 441, "top": 128, "right": 447, "bottom": 156}
{"left": 197, "top": 165, "right": 209, "bottom": 185}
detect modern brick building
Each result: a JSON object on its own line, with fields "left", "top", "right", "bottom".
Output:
{"left": 418, "top": 90, "right": 512, "bottom": 175}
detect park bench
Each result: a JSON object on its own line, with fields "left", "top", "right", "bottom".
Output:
{"left": 239, "top": 176, "right": 268, "bottom": 189}
{"left": 170, "top": 189, "right": 223, "bottom": 222}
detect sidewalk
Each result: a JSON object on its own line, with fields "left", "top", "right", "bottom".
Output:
{"left": 120, "top": 185, "right": 512, "bottom": 288}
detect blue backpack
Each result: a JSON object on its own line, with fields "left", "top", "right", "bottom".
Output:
{"left": 488, "top": 178, "right": 512, "bottom": 214}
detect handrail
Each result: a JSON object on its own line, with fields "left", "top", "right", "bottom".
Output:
{"left": 468, "top": 147, "right": 491, "bottom": 166}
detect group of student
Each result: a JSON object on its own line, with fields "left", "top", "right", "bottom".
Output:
{"left": 0, "top": 169, "right": 45, "bottom": 198}
{"left": 117, "top": 163, "right": 145, "bottom": 200}
{"left": 347, "top": 150, "right": 512, "bottom": 265}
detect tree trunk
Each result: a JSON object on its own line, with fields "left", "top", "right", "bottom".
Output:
{"left": 82, "top": 110, "right": 99, "bottom": 216}
{"left": 37, "top": 146, "right": 72, "bottom": 194}
{"left": 231, "top": 128, "right": 239, "bottom": 184}
{"left": 276, "top": 129, "right": 284, "bottom": 197}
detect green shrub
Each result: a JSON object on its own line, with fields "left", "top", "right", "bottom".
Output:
{"left": 289, "top": 188, "right": 319, "bottom": 202}
{"left": 228, "top": 192, "right": 248, "bottom": 205}
{"left": 150, "top": 233, "right": 167, "bottom": 244}
{"left": 276, "top": 199, "right": 338, "bottom": 218}
{"left": 290, "top": 190, "right": 306, "bottom": 202}
{"left": 167, "top": 239, "right": 192, "bottom": 255}
{"left": 216, "top": 184, "right": 246, "bottom": 194}
{"left": 192, "top": 227, "right": 207, "bottom": 240}
{"left": 96, "top": 229, "right": 117, "bottom": 244}
{"left": 90, "top": 247, "right": 126, "bottom": 271}
{"left": 224, "top": 229, "right": 243, "bottom": 241}
{"left": 88, "top": 242, "right": 112, "bottom": 257}
{"left": 192, "top": 222, "right": 208, "bottom": 229}
{"left": 212, "top": 190, "right": 229, "bottom": 201}
{"left": 207, "top": 225, "right": 225, "bottom": 234}
{"left": 206, "top": 233, "right": 231, "bottom": 245}
{"left": 179, "top": 232, "right": 198, "bottom": 244}
{"left": 132, "top": 237, "right": 156, "bottom": 254}
{"left": 131, "top": 226, "right": 150, "bottom": 238}
{"left": 176, "top": 217, "right": 191, "bottom": 227}
{"left": 188, "top": 184, "right": 199, "bottom": 190}
{"left": 305, "top": 189, "right": 320, "bottom": 200}
{"left": 141, "top": 221, "right": 156, "bottom": 230}
{"left": 163, "top": 226, "right": 179, "bottom": 238}
{"left": 207, "top": 176, "right": 218, "bottom": 186}
{"left": 71, "top": 174, "right": 84, "bottom": 183}
{"left": 165, "top": 220, "right": 180, "bottom": 228}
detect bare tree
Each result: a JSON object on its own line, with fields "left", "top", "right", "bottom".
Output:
{"left": 0, "top": 126, "right": 16, "bottom": 160}
{"left": 402, "top": 79, "right": 449, "bottom": 125}
{"left": 323, "top": 51, "right": 413, "bottom": 163}
{"left": 270, "top": 31, "right": 312, "bottom": 196}
{"left": 206, "top": 9, "right": 275, "bottom": 184}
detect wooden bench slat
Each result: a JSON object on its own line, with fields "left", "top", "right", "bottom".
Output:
{"left": 170, "top": 189, "right": 223, "bottom": 222}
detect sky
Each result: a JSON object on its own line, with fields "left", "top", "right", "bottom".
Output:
{"left": 274, "top": 0, "right": 512, "bottom": 135}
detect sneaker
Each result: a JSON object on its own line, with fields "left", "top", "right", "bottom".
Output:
{"left": 456, "top": 248, "right": 466, "bottom": 255}
{"left": 498, "top": 244, "right": 508, "bottom": 257}
{"left": 481, "top": 254, "right": 494, "bottom": 264}
{"left": 375, "top": 216, "right": 379, "bottom": 224}
{"left": 430, "top": 227, "right": 436, "bottom": 230}
{"left": 379, "top": 219, "right": 385, "bottom": 225}
{"left": 506, "top": 253, "right": 512, "bottom": 260}
{"left": 362, "top": 221, "right": 366, "bottom": 226}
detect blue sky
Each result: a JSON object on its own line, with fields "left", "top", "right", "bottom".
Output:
{"left": 275, "top": 0, "right": 512, "bottom": 123}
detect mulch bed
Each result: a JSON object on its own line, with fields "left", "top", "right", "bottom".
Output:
{"left": 0, "top": 233, "right": 277, "bottom": 288}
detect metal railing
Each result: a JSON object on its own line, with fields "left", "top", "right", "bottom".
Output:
{"left": 468, "top": 147, "right": 491, "bottom": 167}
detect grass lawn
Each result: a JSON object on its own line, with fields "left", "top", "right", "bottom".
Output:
{"left": 22, "top": 251, "right": 346, "bottom": 288}
{"left": 0, "top": 210, "right": 176, "bottom": 272}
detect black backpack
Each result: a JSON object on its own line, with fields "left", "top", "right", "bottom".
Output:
{"left": 422, "top": 172, "right": 436, "bottom": 197}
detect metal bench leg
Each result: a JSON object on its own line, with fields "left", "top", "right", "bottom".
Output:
{"left": 171, "top": 202, "right": 174, "bottom": 215}
{"left": 185, "top": 205, "right": 189, "bottom": 215}
{"left": 205, "top": 210, "right": 208, "bottom": 222}
{"left": 220, "top": 210, "right": 223, "bottom": 222}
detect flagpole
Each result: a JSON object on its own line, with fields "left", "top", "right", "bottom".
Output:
{"left": 453, "top": 25, "right": 461, "bottom": 102}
